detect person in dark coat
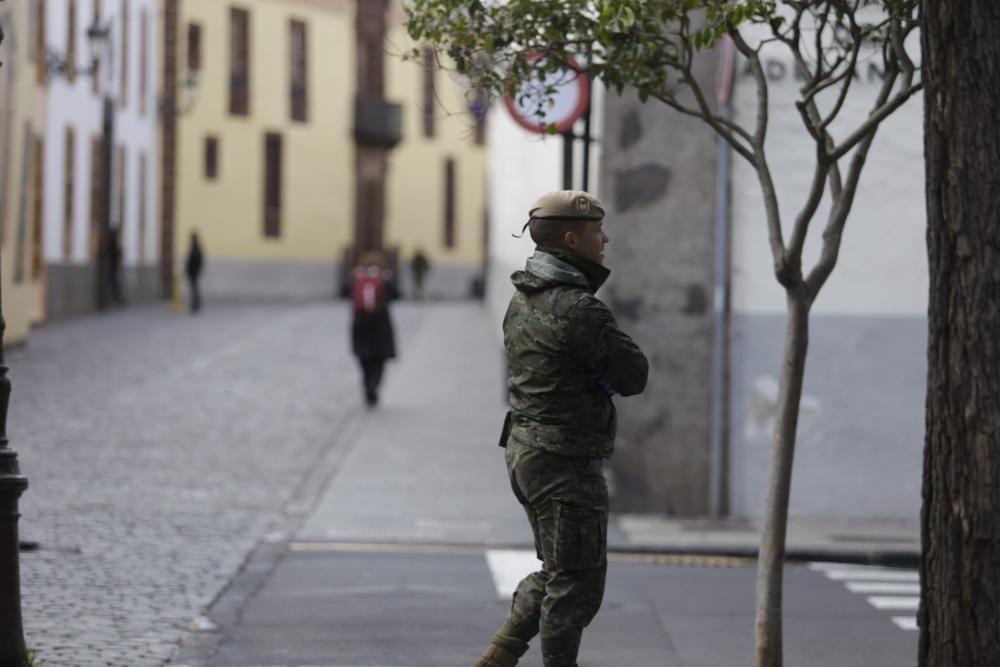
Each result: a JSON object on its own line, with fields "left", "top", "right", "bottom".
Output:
{"left": 348, "top": 250, "right": 399, "bottom": 406}
{"left": 185, "top": 231, "right": 205, "bottom": 313}
{"left": 411, "top": 249, "right": 430, "bottom": 301}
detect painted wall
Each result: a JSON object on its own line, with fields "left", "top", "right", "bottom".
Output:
{"left": 385, "top": 15, "right": 488, "bottom": 299}
{"left": 0, "top": 0, "right": 44, "bottom": 343}
{"left": 727, "top": 22, "right": 926, "bottom": 520}
{"left": 174, "top": 1, "right": 488, "bottom": 302}
{"left": 175, "top": 0, "right": 354, "bottom": 300}
{"left": 43, "top": 0, "right": 160, "bottom": 319}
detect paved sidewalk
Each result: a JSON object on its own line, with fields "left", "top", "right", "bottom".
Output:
{"left": 13, "top": 302, "right": 421, "bottom": 667}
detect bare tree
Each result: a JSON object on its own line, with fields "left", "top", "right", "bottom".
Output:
{"left": 406, "top": 2, "right": 922, "bottom": 665}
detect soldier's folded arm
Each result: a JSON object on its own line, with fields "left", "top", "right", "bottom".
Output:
{"left": 567, "top": 298, "right": 649, "bottom": 397}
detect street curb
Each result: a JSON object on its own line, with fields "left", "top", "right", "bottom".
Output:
{"left": 607, "top": 544, "right": 921, "bottom": 569}
{"left": 284, "top": 539, "right": 921, "bottom": 570}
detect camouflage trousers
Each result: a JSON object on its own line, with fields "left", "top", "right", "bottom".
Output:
{"left": 498, "top": 438, "right": 609, "bottom": 667}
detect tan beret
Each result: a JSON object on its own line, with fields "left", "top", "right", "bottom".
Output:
{"left": 529, "top": 190, "right": 606, "bottom": 221}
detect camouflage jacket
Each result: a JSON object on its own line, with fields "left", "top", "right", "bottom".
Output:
{"left": 502, "top": 247, "right": 649, "bottom": 459}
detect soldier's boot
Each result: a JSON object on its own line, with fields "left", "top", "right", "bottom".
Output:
{"left": 471, "top": 633, "right": 529, "bottom": 667}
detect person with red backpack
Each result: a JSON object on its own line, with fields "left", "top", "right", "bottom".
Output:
{"left": 347, "top": 250, "right": 399, "bottom": 407}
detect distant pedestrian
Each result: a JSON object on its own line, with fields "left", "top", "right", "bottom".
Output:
{"left": 107, "top": 227, "right": 125, "bottom": 306}
{"left": 347, "top": 250, "right": 399, "bottom": 407}
{"left": 410, "top": 249, "right": 430, "bottom": 301}
{"left": 473, "top": 191, "right": 648, "bottom": 667}
{"left": 185, "top": 231, "right": 204, "bottom": 314}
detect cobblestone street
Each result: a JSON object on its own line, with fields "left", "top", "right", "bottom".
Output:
{"left": 11, "top": 302, "right": 423, "bottom": 667}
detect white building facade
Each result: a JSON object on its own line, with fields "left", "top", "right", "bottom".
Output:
{"left": 43, "top": 0, "right": 159, "bottom": 319}
{"left": 727, "top": 33, "right": 926, "bottom": 520}
{"left": 484, "top": 30, "right": 925, "bottom": 521}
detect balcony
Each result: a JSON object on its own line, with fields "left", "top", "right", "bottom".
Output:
{"left": 354, "top": 95, "right": 403, "bottom": 150}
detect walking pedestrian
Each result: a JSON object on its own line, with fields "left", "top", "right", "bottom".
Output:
{"left": 347, "top": 250, "right": 399, "bottom": 407}
{"left": 473, "top": 191, "right": 649, "bottom": 667}
{"left": 185, "top": 231, "right": 204, "bottom": 314}
{"left": 411, "top": 249, "right": 430, "bottom": 301}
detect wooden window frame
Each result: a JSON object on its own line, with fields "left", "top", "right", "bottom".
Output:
{"left": 36, "top": 0, "right": 48, "bottom": 85}
{"left": 120, "top": 0, "right": 129, "bottom": 107}
{"left": 444, "top": 158, "right": 456, "bottom": 248}
{"left": 289, "top": 19, "right": 308, "bottom": 123}
{"left": 204, "top": 136, "right": 219, "bottom": 180}
{"left": 422, "top": 47, "right": 436, "bottom": 138}
{"left": 187, "top": 23, "right": 202, "bottom": 72}
{"left": 66, "top": 0, "right": 77, "bottom": 84}
{"left": 139, "top": 8, "right": 149, "bottom": 115}
{"left": 229, "top": 7, "right": 250, "bottom": 117}
{"left": 63, "top": 127, "right": 76, "bottom": 260}
{"left": 263, "top": 133, "right": 282, "bottom": 238}
{"left": 31, "top": 136, "right": 45, "bottom": 280}
{"left": 89, "top": 135, "right": 103, "bottom": 259}
{"left": 91, "top": 0, "right": 101, "bottom": 94}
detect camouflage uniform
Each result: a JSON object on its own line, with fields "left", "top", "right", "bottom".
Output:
{"left": 493, "top": 244, "right": 648, "bottom": 667}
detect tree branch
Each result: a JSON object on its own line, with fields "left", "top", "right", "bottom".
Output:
{"left": 828, "top": 29, "right": 921, "bottom": 161}
{"left": 652, "top": 92, "right": 756, "bottom": 164}
{"left": 728, "top": 27, "right": 789, "bottom": 282}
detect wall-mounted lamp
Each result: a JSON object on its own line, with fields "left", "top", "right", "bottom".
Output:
{"left": 46, "top": 16, "right": 110, "bottom": 81}
{"left": 159, "top": 69, "right": 200, "bottom": 119}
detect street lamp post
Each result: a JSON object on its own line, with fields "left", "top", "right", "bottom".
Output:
{"left": 0, "top": 303, "right": 28, "bottom": 666}
{"left": 0, "top": 3, "right": 30, "bottom": 663}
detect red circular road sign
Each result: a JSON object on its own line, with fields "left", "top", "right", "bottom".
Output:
{"left": 503, "top": 55, "right": 591, "bottom": 135}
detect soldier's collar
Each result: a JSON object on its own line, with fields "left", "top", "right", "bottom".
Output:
{"left": 535, "top": 246, "right": 610, "bottom": 292}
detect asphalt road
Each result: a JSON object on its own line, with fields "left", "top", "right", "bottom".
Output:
{"left": 192, "top": 544, "right": 917, "bottom": 667}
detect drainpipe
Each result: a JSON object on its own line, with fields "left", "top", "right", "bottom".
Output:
{"left": 709, "top": 36, "right": 737, "bottom": 519}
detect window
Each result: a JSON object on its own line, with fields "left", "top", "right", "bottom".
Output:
{"left": 187, "top": 23, "right": 202, "bottom": 72}
{"left": 263, "top": 133, "right": 282, "bottom": 238}
{"left": 229, "top": 8, "right": 250, "bottom": 116}
{"left": 89, "top": 136, "right": 103, "bottom": 258}
{"left": 120, "top": 0, "right": 129, "bottom": 107}
{"left": 289, "top": 20, "right": 308, "bottom": 122}
{"left": 443, "top": 158, "right": 456, "bottom": 248}
{"left": 66, "top": 0, "right": 77, "bottom": 83}
{"left": 473, "top": 90, "right": 487, "bottom": 146}
{"left": 140, "top": 8, "right": 149, "bottom": 115}
{"left": 35, "top": 0, "right": 48, "bottom": 84}
{"left": 14, "top": 123, "right": 33, "bottom": 283}
{"left": 422, "top": 47, "right": 436, "bottom": 138}
{"left": 204, "top": 136, "right": 219, "bottom": 179}
{"left": 63, "top": 127, "right": 75, "bottom": 259}
{"left": 91, "top": 0, "right": 101, "bottom": 93}
{"left": 31, "top": 136, "right": 45, "bottom": 280}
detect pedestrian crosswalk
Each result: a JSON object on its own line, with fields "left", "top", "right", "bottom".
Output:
{"left": 486, "top": 549, "right": 540, "bottom": 599}
{"left": 809, "top": 562, "right": 920, "bottom": 632}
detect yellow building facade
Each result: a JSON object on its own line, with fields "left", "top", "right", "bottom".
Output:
{"left": 0, "top": 0, "right": 45, "bottom": 343}
{"left": 174, "top": 0, "right": 486, "bottom": 300}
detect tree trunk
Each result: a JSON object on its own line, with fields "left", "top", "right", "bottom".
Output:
{"left": 755, "top": 291, "right": 810, "bottom": 667}
{"left": 919, "top": 2, "right": 1000, "bottom": 666}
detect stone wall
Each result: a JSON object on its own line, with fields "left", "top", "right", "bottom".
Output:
{"left": 599, "top": 51, "right": 719, "bottom": 515}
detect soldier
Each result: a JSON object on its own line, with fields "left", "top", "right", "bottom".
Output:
{"left": 473, "top": 191, "right": 649, "bottom": 667}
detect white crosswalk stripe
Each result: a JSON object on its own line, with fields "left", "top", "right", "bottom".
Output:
{"left": 811, "top": 562, "right": 919, "bottom": 632}
{"left": 486, "top": 549, "right": 540, "bottom": 599}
